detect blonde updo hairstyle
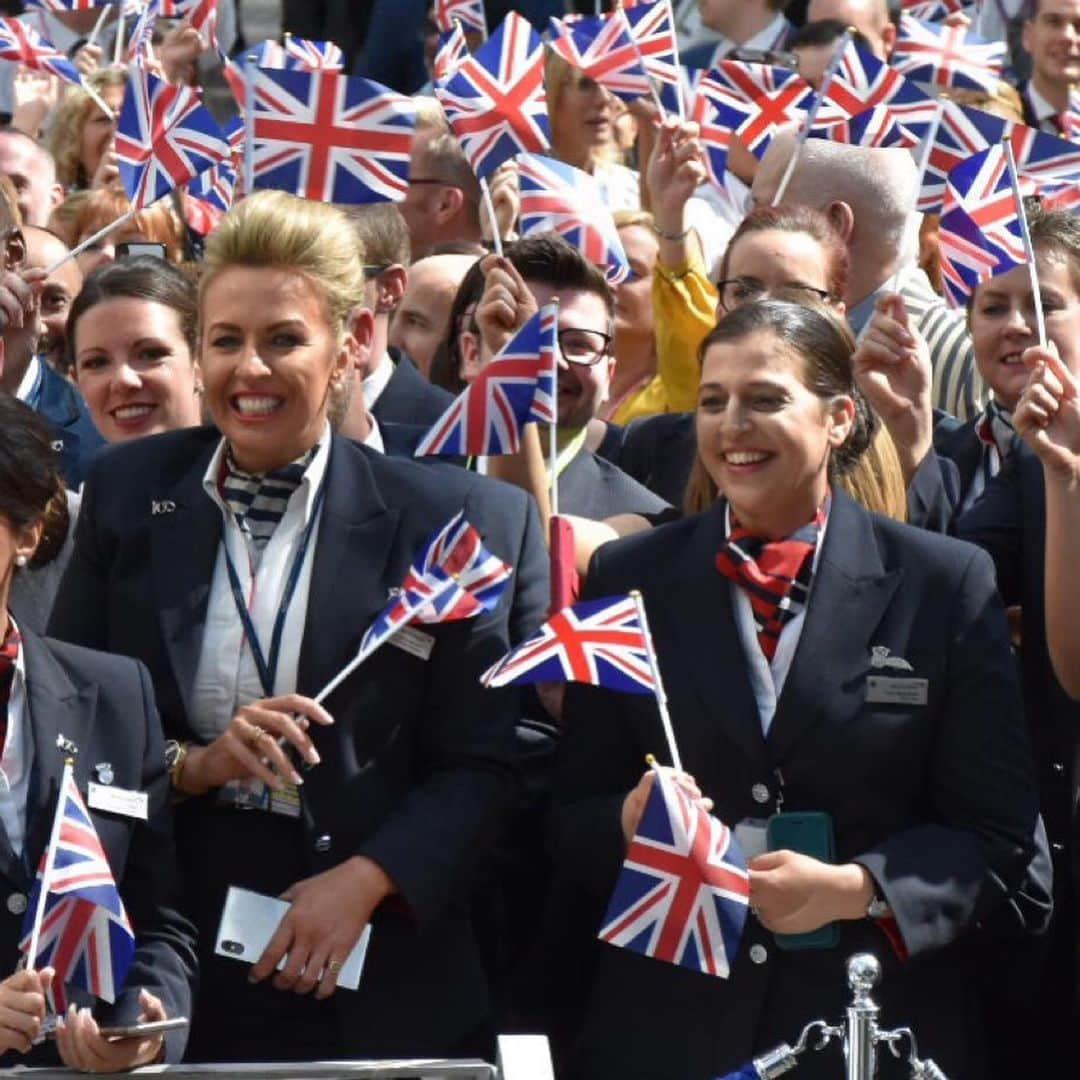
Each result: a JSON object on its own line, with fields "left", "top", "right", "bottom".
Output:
{"left": 200, "top": 190, "right": 368, "bottom": 347}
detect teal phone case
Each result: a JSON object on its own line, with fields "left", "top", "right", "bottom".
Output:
{"left": 765, "top": 811, "right": 842, "bottom": 950}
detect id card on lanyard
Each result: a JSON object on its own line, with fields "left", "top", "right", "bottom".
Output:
{"left": 218, "top": 478, "right": 327, "bottom": 817}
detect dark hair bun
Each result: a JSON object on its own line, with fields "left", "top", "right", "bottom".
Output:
{"left": 832, "top": 385, "right": 877, "bottom": 476}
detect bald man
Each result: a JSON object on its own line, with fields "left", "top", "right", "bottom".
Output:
{"left": 389, "top": 251, "right": 479, "bottom": 377}
{"left": 806, "top": 0, "right": 898, "bottom": 58}
{"left": 23, "top": 226, "right": 82, "bottom": 374}
{"left": 0, "top": 128, "right": 63, "bottom": 228}
{"left": 752, "top": 132, "right": 981, "bottom": 419}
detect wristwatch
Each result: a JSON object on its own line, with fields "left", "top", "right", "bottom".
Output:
{"left": 164, "top": 739, "right": 189, "bottom": 788}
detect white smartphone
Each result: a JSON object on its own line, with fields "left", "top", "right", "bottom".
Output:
{"left": 214, "top": 886, "right": 372, "bottom": 991}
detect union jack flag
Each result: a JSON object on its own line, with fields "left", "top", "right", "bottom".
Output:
{"left": 827, "top": 39, "right": 937, "bottom": 136}
{"left": 248, "top": 66, "right": 415, "bottom": 204}
{"left": 434, "top": 0, "right": 486, "bottom": 36}
{"left": 481, "top": 594, "right": 656, "bottom": 693}
{"left": 282, "top": 33, "right": 344, "bottom": 70}
{"left": 434, "top": 23, "right": 468, "bottom": 82}
{"left": 20, "top": 764, "right": 135, "bottom": 1011}
{"left": 690, "top": 73, "right": 753, "bottom": 187}
{"left": 0, "top": 17, "right": 80, "bottom": 84}
{"left": 186, "top": 155, "right": 235, "bottom": 228}
{"left": 23, "top": 0, "right": 112, "bottom": 9}
{"left": 115, "top": 66, "right": 230, "bottom": 208}
{"left": 938, "top": 144, "right": 1026, "bottom": 306}
{"left": 548, "top": 9, "right": 654, "bottom": 104}
{"left": 434, "top": 12, "right": 550, "bottom": 179}
{"left": 623, "top": 0, "right": 683, "bottom": 115}
{"left": 709, "top": 61, "right": 816, "bottom": 158}
{"left": 359, "top": 512, "right": 512, "bottom": 660}
{"left": 416, "top": 304, "right": 557, "bottom": 457}
{"left": 891, "top": 15, "right": 1005, "bottom": 93}
{"left": 158, "top": 0, "right": 216, "bottom": 46}
{"left": 598, "top": 764, "right": 750, "bottom": 977}
{"left": 901, "top": 0, "right": 968, "bottom": 19}
{"left": 811, "top": 104, "right": 920, "bottom": 148}
{"left": 518, "top": 154, "right": 630, "bottom": 285}
{"left": 219, "top": 45, "right": 246, "bottom": 106}
{"left": 127, "top": 0, "right": 159, "bottom": 63}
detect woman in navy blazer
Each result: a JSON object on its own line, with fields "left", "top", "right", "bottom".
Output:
{"left": 49, "top": 192, "right": 545, "bottom": 1063}
{"left": 551, "top": 300, "right": 1043, "bottom": 1080}
{"left": 0, "top": 397, "right": 195, "bottom": 1071}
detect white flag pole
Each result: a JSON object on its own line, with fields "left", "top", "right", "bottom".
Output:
{"left": 480, "top": 176, "right": 503, "bottom": 257}
{"left": 243, "top": 53, "right": 256, "bottom": 197}
{"left": 82, "top": 82, "right": 115, "bottom": 122}
{"left": 549, "top": 298, "right": 560, "bottom": 517}
{"left": 631, "top": 589, "right": 683, "bottom": 772}
{"left": 112, "top": 3, "right": 126, "bottom": 67}
{"left": 45, "top": 206, "right": 138, "bottom": 274}
{"left": 26, "top": 759, "right": 74, "bottom": 972}
{"left": 772, "top": 28, "right": 852, "bottom": 207}
{"left": 1003, "top": 137, "right": 1048, "bottom": 349}
{"left": 86, "top": 4, "right": 112, "bottom": 51}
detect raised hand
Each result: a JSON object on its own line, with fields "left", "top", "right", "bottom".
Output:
{"left": 1014, "top": 344, "right": 1080, "bottom": 482}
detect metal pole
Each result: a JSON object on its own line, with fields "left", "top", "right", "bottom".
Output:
{"left": 844, "top": 953, "right": 881, "bottom": 1080}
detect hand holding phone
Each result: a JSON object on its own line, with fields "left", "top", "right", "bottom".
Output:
{"left": 98, "top": 1017, "right": 188, "bottom": 1040}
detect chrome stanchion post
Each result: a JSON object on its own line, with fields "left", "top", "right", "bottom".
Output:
{"left": 844, "top": 953, "right": 881, "bottom": 1080}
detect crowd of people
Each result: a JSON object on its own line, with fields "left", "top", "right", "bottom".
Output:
{"left": 0, "top": 0, "right": 1076, "bottom": 1076}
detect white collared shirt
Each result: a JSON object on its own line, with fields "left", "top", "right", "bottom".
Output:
{"left": 0, "top": 617, "right": 33, "bottom": 856}
{"left": 15, "top": 355, "right": 41, "bottom": 406}
{"left": 724, "top": 504, "right": 829, "bottom": 735}
{"left": 189, "top": 427, "right": 331, "bottom": 742}
{"left": 1025, "top": 83, "right": 1065, "bottom": 133}
{"left": 364, "top": 415, "right": 385, "bottom": 454}
{"left": 362, "top": 352, "right": 394, "bottom": 409}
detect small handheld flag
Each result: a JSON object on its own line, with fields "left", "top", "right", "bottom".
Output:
{"left": 434, "top": 0, "right": 486, "bottom": 36}
{"left": 891, "top": 15, "right": 1005, "bottom": 93}
{"left": 708, "top": 61, "right": 816, "bottom": 160}
{"left": 314, "top": 512, "right": 512, "bottom": 704}
{"left": 547, "top": 9, "right": 655, "bottom": 104}
{"left": 434, "top": 11, "right": 550, "bottom": 179}
{"left": 0, "top": 17, "right": 80, "bottom": 85}
{"left": 598, "top": 763, "right": 750, "bottom": 978}
{"left": 21, "top": 763, "right": 135, "bottom": 1012}
{"left": 415, "top": 304, "right": 557, "bottom": 458}
{"left": 433, "top": 23, "right": 469, "bottom": 82}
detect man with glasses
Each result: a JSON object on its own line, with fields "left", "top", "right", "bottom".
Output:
{"left": 469, "top": 234, "right": 669, "bottom": 521}
{"left": 400, "top": 99, "right": 485, "bottom": 260}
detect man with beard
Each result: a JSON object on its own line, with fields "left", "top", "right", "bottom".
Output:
{"left": 23, "top": 226, "right": 82, "bottom": 376}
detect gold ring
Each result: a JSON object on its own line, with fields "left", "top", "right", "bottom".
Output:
{"left": 327, "top": 960, "right": 343, "bottom": 975}
{"left": 245, "top": 726, "right": 265, "bottom": 749}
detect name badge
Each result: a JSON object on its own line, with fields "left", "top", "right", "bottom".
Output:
{"left": 390, "top": 625, "right": 435, "bottom": 662}
{"left": 87, "top": 781, "right": 149, "bottom": 820}
{"left": 734, "top": 818, "right": 770, "bottom": 860}
{"left": 866, "top": 675, "right": 928, "bottom": 706}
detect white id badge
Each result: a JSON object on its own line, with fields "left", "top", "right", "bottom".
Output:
{"left": 215, "top": 886, "right": 372, "bottom": 991}
{"left": 866, "top": 675, "right": 929, "bottom": 706}
{"left": 734, "top": 819, "right": 770, "bottom": 860}
{"left": 86, "top": 782, "right": 149, "bottom": 820}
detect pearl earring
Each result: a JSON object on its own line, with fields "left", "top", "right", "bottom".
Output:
{"left": 14, "top": 554, "right": 27, "bottom": 568}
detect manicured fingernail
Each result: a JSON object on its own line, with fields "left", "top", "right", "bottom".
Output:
{"left": 291, "top": 771, "right": 304, "bottom": 786}
{"left": 306, "top": 749, "right": 320, "bottom": 765}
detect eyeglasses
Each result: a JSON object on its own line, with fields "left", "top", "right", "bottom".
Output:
{"left": 408, "top": 176, "right": 455, "bottom": 187}
{"left": 717, "top": 278, "right": 833, "bottom": 311}
{"left": 558, "top": 327, "right": 612, "bottom": 366}
{"left": 363, "top": 264, "right": 390, "bottom": 279}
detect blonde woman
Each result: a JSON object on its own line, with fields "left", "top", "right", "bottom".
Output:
{"left": 50, "top": 191, "right": 544, "bottom": 1063}
{"left": 46, "top": 68, "right": 125, "bottom": 191}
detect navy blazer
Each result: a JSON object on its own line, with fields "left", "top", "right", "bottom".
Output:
{"left": 34, "top": 361, "right": 105, "bottom": 491}
{"left": 48, "top": 425, "right": 548, "bottom": 1056}
{"left": 371, "top": 349, "right": 455, "bottom": 427}
{"left": 550, "top": 490, "right": 1040, "bottom": 1080}
{"left": 559, "top": 446, "right": 670, "bottom": 521}
{"left": 0, "top": 630, "right": 196, "bottom": 1067}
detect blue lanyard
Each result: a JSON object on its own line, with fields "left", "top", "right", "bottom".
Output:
{"left": 221, "top": 479, "right": 327, "bottom": 699}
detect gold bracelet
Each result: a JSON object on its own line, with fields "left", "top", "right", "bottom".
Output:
{"left": 169, "top": 741, "right": 190, "bottom": 790}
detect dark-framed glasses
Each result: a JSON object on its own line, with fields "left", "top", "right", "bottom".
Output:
{"left": 717, "top": 277, "right": 833, "bottom": 311}
{"left": 558, "top": 327, "right": 612, "bottom": 366}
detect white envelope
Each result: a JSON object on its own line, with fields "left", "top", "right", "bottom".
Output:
{"left": 214, "top": 885, "right": 372, "bottom": 991}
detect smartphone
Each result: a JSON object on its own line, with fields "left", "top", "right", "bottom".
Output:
{"left": 115, "top": 241, "right": 167, "bottom": 260}
{"left": 98, "top": 1017, "right": 189, "bottom": 1040}
{"left": 765, "top": 811, "right": 842, "bottom": 951}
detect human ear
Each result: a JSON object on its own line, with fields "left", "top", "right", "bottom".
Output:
{"left": 459, "top": 329, "right": 483, "bottom": 382}
{"left": 824, "top": 201, "right": 854, "bottom": 243}
{"left": 826, "top": 394, "right": 856, "bottom": 449}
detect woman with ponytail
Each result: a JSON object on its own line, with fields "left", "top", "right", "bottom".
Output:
{"left": 550, "top": 298, "right": 1042, "bottom": 1079}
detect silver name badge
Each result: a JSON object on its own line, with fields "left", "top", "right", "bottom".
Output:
{"left": 866, "top": 675, "right": 928, "bottom": 706}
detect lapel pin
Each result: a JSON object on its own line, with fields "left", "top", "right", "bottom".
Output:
{"left": 50, "top": 440, "right": 64, "bottom": 453}
{"left": 55, "top": 733, "right": 79, "bottom": 757}
{"left": 151, "top": 500, "right": 177, "bottom": 516}
{"left": 94, "top": 762, "right": 114, "bottom": 786}
{"left": 387, "top": 586, "right": 402, "bottom": 598}
{"left": 870, "top": 646, "right": 914, "bottom": 672}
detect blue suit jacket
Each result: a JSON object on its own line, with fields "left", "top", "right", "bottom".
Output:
{"left": 371, "top": 349, "right": 455, "bottom": 428}
{"left": 0, "top": 630, "right": 196, "bottom": 1067}
{"left": 550, "top": 490, "right": 1041, "bottom": 1079}
{"left": 48, "top": 425, "right": 547, "bottom": 1057}
{"left": 34, "top": 361, "right": 105, "bottom": 491}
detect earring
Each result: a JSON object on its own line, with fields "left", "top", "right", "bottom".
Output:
{"left": 14, "top": 554, "right": 27, "bottom": 568}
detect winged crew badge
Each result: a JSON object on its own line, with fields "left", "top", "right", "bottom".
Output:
{"left": 870, "top": 646, "right": 914, "bottom": 671}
